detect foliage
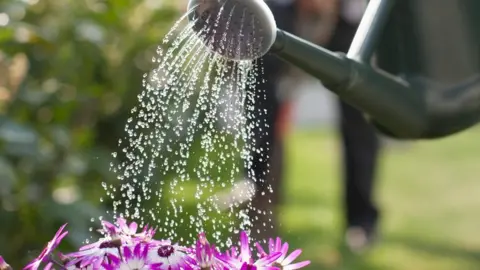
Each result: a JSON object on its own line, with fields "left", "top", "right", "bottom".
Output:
{"left": 0, "top": 0, "right": 181, "bottom": 266}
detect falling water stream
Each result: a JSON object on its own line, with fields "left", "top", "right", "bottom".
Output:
{"left": 100, "top": 5, "right": 273, "bottom": 247}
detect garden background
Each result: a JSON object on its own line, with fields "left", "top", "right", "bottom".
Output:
{"left": 1, "top": 0, "right": 480, "bottom": 269}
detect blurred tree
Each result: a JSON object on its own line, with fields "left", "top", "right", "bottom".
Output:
{"left": 0, "top": 0, "right": 181, "bottom": 266}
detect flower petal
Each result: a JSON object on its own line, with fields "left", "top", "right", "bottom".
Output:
{"left": 239, "top": 231, "right": 251, "bottom": 262}
{"left": 256, "top": 252, "right": 282, "bottom": 266}
{"left": 275, "top": 237, "right": 281, "bottom": 252}
{"left": 277, "top": 242, "right": 289, "bottom": 262}
{"left": 268, "top": 238, "right": 275, "bottom": 254}
{"left": 255, "top": 242, "right": 267, "bottom": 258}
{"left": 43, "top": 262, "right": 53, "bottom": 270}
{"left": 283, "top": 260, "right": 311, "bottom": 270}
{"left": 282, "top": 249, "right": 302, "bottom": 265}
{"left": 129, "top": 222, "right": 138, "bottom": 234}
{"left": 124, "top": 245, "right": 133, "bottom": 259}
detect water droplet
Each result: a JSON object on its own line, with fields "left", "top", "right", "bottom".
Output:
{"left": 98, "top": 10, "right": 274, "bottom": 246}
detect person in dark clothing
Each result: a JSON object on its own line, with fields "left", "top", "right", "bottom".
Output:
{"left": 325, "top": 0, "right": 381, "bottom": 251}
{"left": 223, "top": 0, "right": 381, "bottom": 250}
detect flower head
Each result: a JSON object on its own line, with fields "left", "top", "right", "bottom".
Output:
{"left": 100, "top": 217, "right": 138, "bottom": 240}
{"left": 100, "top": 217, "right": 157, "bottom": 244}
{"left": 102, "top": 243, "right": 163, "bottom": 270}
{"left": 24, "top": 224, "right": 68, "bottom": 270}
{"left": 219, "top": 231, "right": 282, "bottom": 270}
{"left": 256, "top": 237, "right": 310, "bottom": 270}
{"left": 133, "top": 224, "right": 157, "bottom": 244}
{"left": 192, "top": 232, "right": 226, "bottom": 270}
{"left": 65, "top": 237, "right": 123, "bottom": 269}
{"left": 117, "top": 217, "right": 139, "bottom": 236}
{"left": 18, "top": 218, "right": 310, "bottom": 270}
{"left": 147, "top": 242, "right": 195, "bottom": 270}
{"left": 0, "top": 256, "right": 12, "bottom": 270}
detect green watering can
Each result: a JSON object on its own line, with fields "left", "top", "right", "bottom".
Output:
{"left": 187, "top": 0, "right": 480, "bottom": 139}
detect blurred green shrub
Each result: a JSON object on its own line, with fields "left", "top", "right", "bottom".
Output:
{"left": 0, "top": 0, "right": 182, "bottom": 266}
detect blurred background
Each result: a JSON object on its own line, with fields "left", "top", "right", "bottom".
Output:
{"left": 0, "top": 0, "right": 480, "bottom": 269}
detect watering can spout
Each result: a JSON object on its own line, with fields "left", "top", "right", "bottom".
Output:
{"left": 271, "top": 29, "right": 427, "bottom": 139}
{"left": 271, "top": 29, "right": 480, "bottom": 139}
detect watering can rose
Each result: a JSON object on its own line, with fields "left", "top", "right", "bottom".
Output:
{"left": 6, "top": 218, "right": 309, "bottom": 270}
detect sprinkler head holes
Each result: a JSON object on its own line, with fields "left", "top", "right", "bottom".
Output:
{"left": 187, "top": 0, "right": 277, "bottom": 61}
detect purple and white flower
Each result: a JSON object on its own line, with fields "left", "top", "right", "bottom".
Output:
{"left": 192, "top": 232, "right": 226, "bottom": 270}
{"left": 102, "top": 243, "right": 163, "bottom": 270}
{"left": 219, "top": 231, "right": 282, "bottom": 270}
{"left": 256, "top": 238, "right": 310, "bottom": 270}
{"left": 147, "top": 242, "right": 196, "bottom": 270}
{"left": 134, "top": 225, "right": 157, "bottom": 243}
{"left": 100, "top": 218, "right": 137, "bottom": 240}
{"left": 65, "top": 237, "right": 122, "bottom": 269}
{"left": 100, "top": 217, "right": 157, "bottom": 244}
{"left": 4, "top": 218, "right": 310, "bottom": 270}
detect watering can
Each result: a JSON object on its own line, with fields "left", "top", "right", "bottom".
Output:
{"left": 188, "top": 0, "right": 480, "bottom": 139}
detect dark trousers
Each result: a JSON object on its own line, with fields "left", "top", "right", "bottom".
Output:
{"left": 328, "top": 18, "right": 381, "bottom": 229}
{"left": 246, "top": 7, "right": 380, "bottom": 229}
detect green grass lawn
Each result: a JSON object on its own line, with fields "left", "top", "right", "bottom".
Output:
{"left": 280, "top": 127, "right": 480, "bottom": 270}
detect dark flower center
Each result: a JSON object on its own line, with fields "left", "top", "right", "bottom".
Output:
{"left": 157, "top": 245, "right": 175, "bottom": 258}
{"left": 99, "top": 238, "right": 122, "bottom": 249}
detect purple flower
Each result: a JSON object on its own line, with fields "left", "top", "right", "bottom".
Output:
{"left": 256, "top": 238, "right": 310, "bottom": 270}
{"left": 147, "top": 242, "right": 196, "bottom": 270}
{"left": 19, "top": 218, "right": 310, "bottom": 270}
{"left": 133, "top": 225, "right": 157, "bottom": 243}
{"left": 192, "top": 232, "right": 226, "bottom": 270}
{"left": 99, "top": 217, "right": 138, "bottom": 240}
{"left": 0, "top": 256, "right": 12, "bottom": 270}
{"left": 100, "top": 218, "right": 156, "bottom": 244}
{"left": 102, "top": 243, "right": 163, "bottom": 270}
{"left": 24, "top": 224, "right": 68, "bottom": 270}
{"left": 219, "top": 231, "right": 282, "bottom": 270}
{"left": 65, "top": 238, "right": 121, "bottom": 268}
{"left": 66, "top": 217, "right": 164, "bottom": 269}
{"left": 225, "top": 246, "right": 239, "bottom": 260}
{"left": 100, "top": 220, "right": 119, "bottom": 236}
{"left": 117, "top": 217, "right": 139, "bottom": 236}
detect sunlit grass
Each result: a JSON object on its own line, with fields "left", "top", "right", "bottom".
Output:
{"left": 281, "top": 127, "right": 480, "bottom": 269}
{"left": 166, "top": 127, "right": 480, "bottom": 269}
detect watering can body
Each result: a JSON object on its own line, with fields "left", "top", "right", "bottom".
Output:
{"left": 375, "top": 0, "right": 480, "bottom": 138}
{"left": 271, "top": 0, "right": 480, "bottom": 139}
